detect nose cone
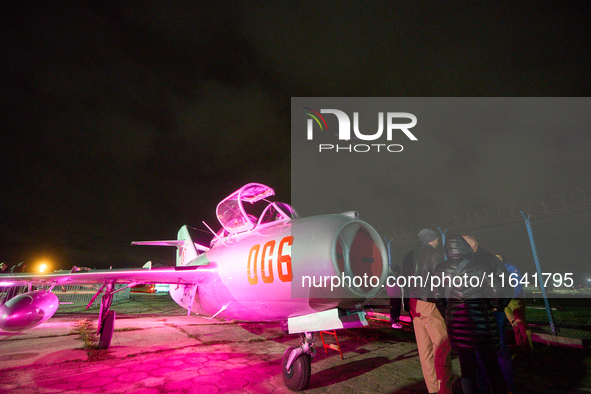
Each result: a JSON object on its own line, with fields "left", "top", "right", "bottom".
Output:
{"left": 0, "top": 290, "right": 59, "bottom": 332}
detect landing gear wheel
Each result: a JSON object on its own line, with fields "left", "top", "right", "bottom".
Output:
{"left": 282, "top": 346, "right": 311, "bottom": 391}
{"left": 97, "top": 310, "right": 115, "bottom": 349}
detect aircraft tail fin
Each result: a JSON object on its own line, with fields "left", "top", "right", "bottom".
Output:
{"left": 132, "top": 225, "right": 209, "bottom": 266}
{"left": 176, "top": 225, "right": 199, "bottom": 266}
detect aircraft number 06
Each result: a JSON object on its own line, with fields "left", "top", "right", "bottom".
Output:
{"left": 247, "top": 236, "right": 293, "bottom": 284}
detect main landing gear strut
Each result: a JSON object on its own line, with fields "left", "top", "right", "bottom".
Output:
{"left": 282, "top": 332, "right": 315, "bottom": 391}
{"left": 87, "top": 282, "right": 117, "bottom": 349}
{"left": 97, "top": 285, "right": 115, "bottom": 349}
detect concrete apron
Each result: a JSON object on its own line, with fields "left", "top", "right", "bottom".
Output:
{"left": 0, "top": 309, "right": 458, "bottom": 393}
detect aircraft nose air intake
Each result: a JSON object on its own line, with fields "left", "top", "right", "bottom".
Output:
{"left": 335, "top": 221, "right": 386, "bottom": 297}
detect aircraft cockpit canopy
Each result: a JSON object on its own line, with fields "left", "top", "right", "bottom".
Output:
{"left": 215, "top": 183, "right": 298, "bottom": 237}
{"left": 258, "top": 202, "right": 299, "bottom": 225}
{"left": 216, "top": 183, "right": 275, "bottom": 234}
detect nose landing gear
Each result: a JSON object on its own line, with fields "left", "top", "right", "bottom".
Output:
{"left": 282, "top": 332, "right": 315, "bottom": 391}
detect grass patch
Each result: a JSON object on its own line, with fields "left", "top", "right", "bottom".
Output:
{"left": 114, "top": 327, "right": 143, "bottom": 332}
{"left": 199, "top": 340, "right": 233, "bottom": 346}
{"left": 74, "top": 319, "right": 113, "bottom": 362}
{"left": 74, "top": 319, "right": 96, "bottom": 349}
{"left": 528, "top": 298, "right": 591, "bottom": 328}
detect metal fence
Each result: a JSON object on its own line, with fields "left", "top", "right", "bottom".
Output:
{"left": 385, "top": 205, "right": 591, "bottom": 339}
{"left": 0, "top": 284, "right": 130, "bottom": 309}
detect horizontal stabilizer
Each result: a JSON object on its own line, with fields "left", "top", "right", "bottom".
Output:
{"left": 132, "top": 240, "right": 209, "bottom": 252}
{"left": 132, "top": 240, "right": 183, "bottom": 247}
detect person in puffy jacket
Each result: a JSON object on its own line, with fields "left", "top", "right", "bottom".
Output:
{"left": 434, "top": 235, "right": 508, "bottom": 394}
{"left": 463, "top": 237, "right": 515, "bottom": 393}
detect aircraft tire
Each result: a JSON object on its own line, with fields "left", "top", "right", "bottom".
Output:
{"left": 97, "top": 310, "right": 115, "bottom": 349}
{"left": 282, "top": 346, "right": 311, "bottom": 391}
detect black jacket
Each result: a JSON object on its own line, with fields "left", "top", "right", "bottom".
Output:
{"left": 402, "top": 241, "right": 442, "bottom": 301}
{"left": 434, "top": 235, "right": 505, "bottom": 351}
{"left": 473, "top": 246, "right": 513, "bottom": 306}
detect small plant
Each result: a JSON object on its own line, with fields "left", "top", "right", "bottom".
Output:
{"left": 74, "top": 319, "right": 112, "bottom": 361}
{"left": 74, "top": 319, "right": 96, "bottom": 349}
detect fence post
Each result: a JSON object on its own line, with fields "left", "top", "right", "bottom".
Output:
{"left": 383, "top": 237, "right": 393, "bottom": 270}
{"left": 521, "top": 211, "right": 557, "bottom": 335}
{"left": 438, "top": 227, "right": 447, "bottom": 259}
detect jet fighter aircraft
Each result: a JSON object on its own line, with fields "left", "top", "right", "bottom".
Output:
{"left": 0, "top": 183, "right": 388, "bottom": 390}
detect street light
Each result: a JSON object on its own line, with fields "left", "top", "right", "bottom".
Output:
{"left": 36, "top": 260, "right": 51, "bottom": 273}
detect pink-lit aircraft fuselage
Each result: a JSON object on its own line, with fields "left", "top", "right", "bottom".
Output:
{"left": 0, "top": 183, "right": 388, "bottom": 391}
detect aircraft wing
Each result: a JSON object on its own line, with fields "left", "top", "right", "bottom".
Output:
{"left": 0, "top": 266, "right": 213, "bottom": 287}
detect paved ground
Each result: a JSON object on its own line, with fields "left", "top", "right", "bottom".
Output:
{"left": 1, "top": 293, "right": 590, "bottom": 393}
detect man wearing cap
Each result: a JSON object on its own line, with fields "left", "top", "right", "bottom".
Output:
{"left": 402, "top": 229, "right": 452, "bottom": 394}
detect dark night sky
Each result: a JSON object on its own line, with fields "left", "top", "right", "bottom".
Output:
{"left": 291, "top": 97, "right": 591, "bottom": 234}
{"left": 1, "top": 2, "right": 590, "bottom": 270}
